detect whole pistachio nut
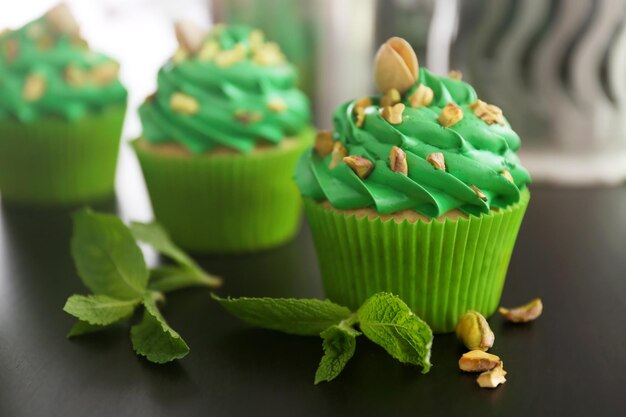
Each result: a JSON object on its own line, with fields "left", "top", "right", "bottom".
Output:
{"left": 499, "top": 298, "right": 543, "bottom": 323}
{"left": 45, "top": 3, "right": 80, "bottom": 36}
{"left": 456, "top": 310, "right": 495, "bottom": 351}
{"left": 374, "top": 37, "right": 418, "bottom": 94}
{"left": 175, "top": 20, "right": 205, "bottom": 54}
{"left": 459, "top": 350, "right": 501, "bottom": 372}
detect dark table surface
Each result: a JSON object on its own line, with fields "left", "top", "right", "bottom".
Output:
{"left": 1, "top": 150, "right": 625, "bottom": 417}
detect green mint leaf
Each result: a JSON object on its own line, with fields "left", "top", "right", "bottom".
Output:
{"left": 130, "top": 292, "right": 189, "bottom": 363}
{"left": 129, "top": 221, "right": 196, "bottom": 268}
{"left": 212, "top": 294, "right": 353, "bottom": 336}
{"left": 71, "top": 209, "right": 149, "bottom": 300}
{"left": 63, "top": 294, "right": 139, "bottom": 325}
{"left": 67, "top": 320, "right": 109, "bottom": 338}
{"left": 357, "top": 293, "right": 433, "bottom": 373}
{"left": 148, "top": 265, "right": 222, "bottom": 292}
{"left": 315, "top": 323, "right": 360, "bottom": 384}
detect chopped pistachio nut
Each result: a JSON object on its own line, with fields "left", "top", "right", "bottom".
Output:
{"left": 499, "top": 298, "right": 543, "bottom": 323}
{"left": 469, "top": 99, "right": 505, "bottom": 126}
{"left": 354, "top": 106, "right": 366, "bottom": 128}
{"left": 354, "top": 97, "right": 372, "bottom": 109}
{"left": 501, "top": 170, "right": 514, "bottom": 183}
{"left": 456, "top": 311, "right": 494, "bottom": 351}
{"left": 380, "top": 88, "right": 401, "bottom": 108}
{"left": 267, "top": 97, "right": 287, "bottom": 113}
{"left": 197, "top": 41, "right": 220, "bottom": 61}
{"left": 408, "top": 84, "right": 434, "bottom": 108}
{"left": 381, "top": 103, "right": 405, "bottom": 125}
{"left": 45, "top": 3, "right": 79, "bottom": 36}
{"left": 448, "top": 69, "right": 463, "bottom": 80}
{"left": 249, "top": 30, "right": 265, "bottom": 51}
{"left": 172, "top": 48, "right": 188, "bottom": 64}
{"left": 253, "top": 42, "right": 285, "bottom": 66}
{"left": 23, "top": 74, "right": 46, "bottom": 101}
{"left": 329, "top": 142, "right": 347, "bottom": 170}
{"left": 477, "top": 363, "right": 507, "bottom": 388}
{"left": 215, "top": 43, "right": 247, "bottom": 68}
{"left": 471, "top": 184, "right": 487, "bottom": 201}
{"left": 314, "top": 130, "right": 334, "bottom": 157}
{"left": 234, "top": 110, "right": 262, "bottom": 124}
{"left": 438, "top": 102, "right": 463, "bottom": 127}
{"left": 65, "top": 65, "right": 87, "bottom": 87}
{"left": 170, "top": 92, "right": 199, "bottom": 115}
{"left": 459, "top": 350, "right": 502, "bottom": 373}
{"left": 389, "top": 146, "right": 408, "bottom": 175}
{"left": 89, "top": 61, "right": 119, "bottom": 86}
{"left": 426, "top": 152, "right": 446, "bottom": 171}
{"left": 343, "top": 155, "right": 374, "bottom": 179}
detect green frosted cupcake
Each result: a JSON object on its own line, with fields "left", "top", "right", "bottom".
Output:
{"left": 134, "top": 23, "right": 312, "bottom": 253}
{"left": 0, "top": 4, "right": 127, "bottom": 206}
{"left": 295, "top": 37, "right": 531, "bottom": 333}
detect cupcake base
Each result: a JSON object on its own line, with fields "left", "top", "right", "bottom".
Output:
{"left": 133, "top": 128, "right": 314, "bottom": 253}
{"left": 304, "top": 189, "right": 530, "bottom": 333}
{"left": 0, "top": 105, "right": 126, "bottom": 206}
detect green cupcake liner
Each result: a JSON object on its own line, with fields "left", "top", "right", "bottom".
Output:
{"left": 0, "top": 105, "right": 126, "bottom": 206}
{"left": 133, "top": 128, "right": 314, "bottom": 253}
{"left": 304, "top": 189, "right": 530, "bottom": 333}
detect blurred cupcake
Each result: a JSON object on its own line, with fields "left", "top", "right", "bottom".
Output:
{"left": 134, "top": 23, "right": 312, "bottom": 253}
{"left": 295, "top": 37, "right": 531, "bottom": 333}
{"left": 0, "top": 3, "right": 127, "bottom": 206}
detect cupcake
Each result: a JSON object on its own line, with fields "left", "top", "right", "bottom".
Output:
{"left": 134, "top": 22, "right": 312, "bottom": 253}
{"left": 295, "top": 38, "right": 531, "bottom": 333}
{"left": 0, "top": 3, "right": 127, "bottom": 205}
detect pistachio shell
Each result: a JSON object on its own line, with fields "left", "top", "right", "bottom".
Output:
{"left": 175, "top": 20, "right": 205, "bottom": 54}
{"left": 45, "top": 3, "right": 79, "bottom": 36}
{"left": 374, "top": 37, "right": 418, "bottom": 94}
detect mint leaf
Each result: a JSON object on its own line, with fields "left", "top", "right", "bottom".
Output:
{"left": 68, "top": 320, "right": 109, "bottom": 338}
{"left": 130, "top": 292, "right": 189, "bottom": 363}
{"left": 63, "top": 294, "right": 139, "bottom": 325}
{"left": 148, "top": 266, "right": 222, "bottom": 292}
{"left": 358, "top": 293, "right": 433, "bottom": 373}
{"left": 71, "top": 209, "right": 149, "bottom": 300}
{"left": 315, "top": 323, "right": 360, "bottom": 384}
{"left": 212, "top": 294, "right": 353, "bottom": 336}
{"left": 130, "top": 221, "right": 196, "bottom": 268}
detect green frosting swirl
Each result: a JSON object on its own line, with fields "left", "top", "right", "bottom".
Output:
{"left": 295, "top": 68, "right": 531, "bottom": 217}
{"left": 0, "top": 16, "right": 127, "bottom": 122}
{"left": 139, "top": 25, "right": 311, "bottom": 154}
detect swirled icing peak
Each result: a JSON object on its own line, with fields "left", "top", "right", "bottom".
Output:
{"left": 138, "top": 23, "right": 311, "bottom": 154}
{"left": 0, "top": 3, "right": 127, "bottom": 122}
{"left": 295, "top": 37, "right": 530, "bottom": 218}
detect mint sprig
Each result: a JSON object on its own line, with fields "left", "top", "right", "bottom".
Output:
{"left": 63, "top": 209, "right": 221, "bottom": 363}
{"left": 212, "top": 292, "right": 433, "bottom": 383}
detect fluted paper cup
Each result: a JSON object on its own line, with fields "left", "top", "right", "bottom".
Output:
{"left": 133, "top": 128, "right": 314, "bottom": 253}
{"left": 304, "top": 189, "right": 530, "bottom": 333}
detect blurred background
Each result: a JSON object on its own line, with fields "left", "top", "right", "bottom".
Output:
{"left": 2, "top": 0, "right": 626, "bottom": 196}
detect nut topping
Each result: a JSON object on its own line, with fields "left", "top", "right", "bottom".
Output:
{"left": 499, "top": 298, "right": 543, "bottom": 323}
{"left": 64, "top": 65, "right": 86, "bottom": 87}
{"left": 438, "top": 102, "right": 463, "bottom": 128}
{"left": 456, "top": 310, "right": 494, "bottom": 351}
{"left": 408, "top": 84, "right": 434, "bottom": 108}
{"left": 175, "top": 20, "right": 205, "bottom": 54}
{"left": 45, "top": 3, "right": 80, "bottom": 36}
{"left": 313, "top": 130, "right": 334, "bottom": 157}
{"left": 470, "top": 185, "right": 487, "bottom": 201}
{"left": 469, "top": 100, "right": 505, "bottom": 126}
{"left": 477, "top": 363, "right": 507, "bottom": 388}
{"left": 253, "top": 42, "right": 285, "bottom": 66}
{"left": 448, "top": 69, "right": 463, "bottom": 80}
{"left": 380, "top": 88, "right": 401, "bottom": 108}
{"left": 374, "top": 37, "right": 418, "bottom": 94}
{"left": 23, "top": 74, "right": 46, "bottom": 101}
{"left": 501, "top": 170, "right": 514, "bottom": 183}
{"left": 459, "top": 350, "right": 501, "bottom": 373}
{"left": 329, "top": 142, "right": 347, "bottom": 170}
{"left": 170, "top": 93, "right": 199, "bottom": 115}
{"left": 381, "top": 103, "right": 405, "bottom": 125}
{"left": 353, "top": 97, "right": 371, "bottom": 128}
{"left": 389, "top": 146, "right": 408, "bottom": 175}
{"left": 198, "top": 41, "right": 220, "bottom": 61}
{"left": 234, "top": 110, "right": 262, "bottom": 124}
{"left": 89, "top": 61, "right": 119, "bottom": 86}
{"left": 215, "top": 43, "right": 247, "bottom": 67}
{"left": 267, "top": 97, "right": 287, "bottom": 113}
{"left": 343, "top": 155, "right": 374, "bottom": 179}
{"left": 426, "top": 152, "right": 446, "bottom": 171}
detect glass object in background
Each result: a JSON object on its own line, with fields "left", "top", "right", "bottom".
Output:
{"left": 453, "top": 0, "right": 626, "bottom": 185}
